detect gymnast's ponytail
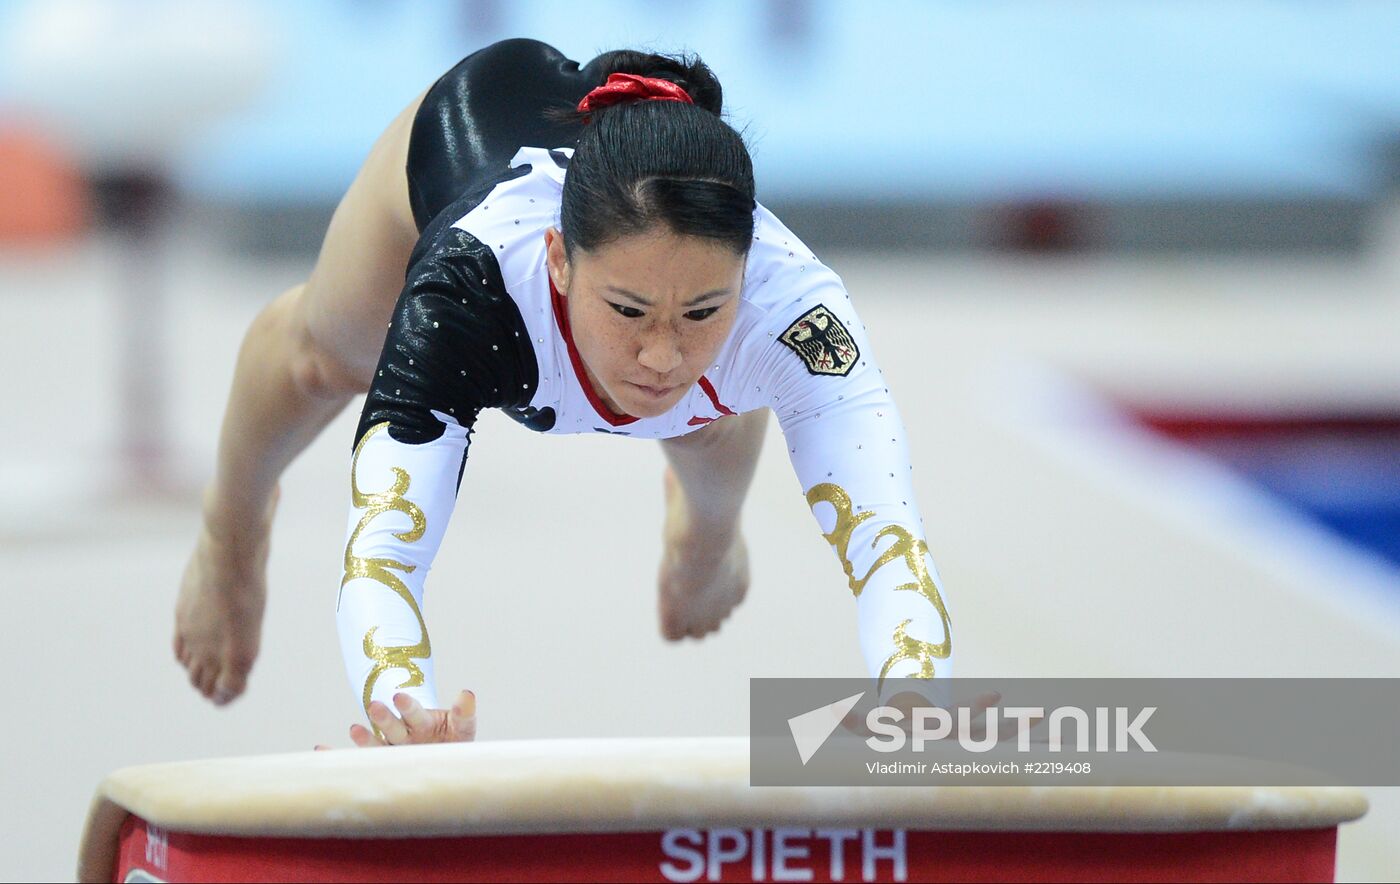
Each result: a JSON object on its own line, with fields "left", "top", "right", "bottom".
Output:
{"left": 548, "top": 50, "right": 756, "bottom": 259}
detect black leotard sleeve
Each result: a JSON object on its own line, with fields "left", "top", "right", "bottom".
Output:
{"left": 353, "top": 215, "right": 536, "bottom": 455}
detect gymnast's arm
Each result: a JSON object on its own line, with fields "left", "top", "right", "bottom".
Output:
{"left": 336, "top": 226, "right": 531, "bottom": 723}
{"left": 751, "top": 290, "right": 954, "bottom": 686}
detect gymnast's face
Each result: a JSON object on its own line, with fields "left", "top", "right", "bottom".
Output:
{"left": 544, "top": 226, "right": 746, "bottom": 419}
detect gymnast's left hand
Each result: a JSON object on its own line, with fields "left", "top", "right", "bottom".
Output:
{"left": 314, "top": 690, "right": 477, "bottom": 750}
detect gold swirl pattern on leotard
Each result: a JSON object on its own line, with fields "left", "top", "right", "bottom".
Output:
{"left": 805, "top": 482, "right": 952, "bottom": 686}
{"left": 341, "top": 421, "right": 431, "bottom": 736}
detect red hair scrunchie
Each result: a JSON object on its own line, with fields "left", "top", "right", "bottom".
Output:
{"left": 576, "top": 73, "right": 694, "bottom": 122}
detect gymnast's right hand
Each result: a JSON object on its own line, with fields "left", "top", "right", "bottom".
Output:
{"left": 317, "top": 690, "right": 478, "bottom": 749}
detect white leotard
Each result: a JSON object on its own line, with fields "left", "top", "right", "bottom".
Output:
{"left": 338, "top": 147, "right": 953, "bottom": 724}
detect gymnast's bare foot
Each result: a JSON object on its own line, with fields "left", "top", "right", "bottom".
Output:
{"left": 173, "top": 486, "right": 278, "bottom": 705}
{"left": 658, "top": 466, "right": 750, "bottom": 640}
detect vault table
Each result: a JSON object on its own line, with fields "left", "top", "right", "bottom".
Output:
{"left": 79, "top": 737, "right": 1366, "bottom": 882}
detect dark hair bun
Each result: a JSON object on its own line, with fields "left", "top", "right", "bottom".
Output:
{"left": 590, "top": 50, "right": 724, "bottom": 116}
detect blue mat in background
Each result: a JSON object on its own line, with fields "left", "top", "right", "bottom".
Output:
{"left": 1139, "top": 417, "right": 1400, "bottom": 571}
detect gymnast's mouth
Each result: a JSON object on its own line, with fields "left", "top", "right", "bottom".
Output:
{"left": 628, "top": 381, "right": 678, "bottom": 399}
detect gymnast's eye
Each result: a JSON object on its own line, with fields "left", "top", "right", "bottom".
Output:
{"left": 684, "top": 306, "right": 721, "bottom": 321}
{"left": 608, "top": 302, "right": 644, "bottom": 319}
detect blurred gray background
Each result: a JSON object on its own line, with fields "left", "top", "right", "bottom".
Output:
{"left": 1, "top": 1, "right": 1397, "bottom": 881}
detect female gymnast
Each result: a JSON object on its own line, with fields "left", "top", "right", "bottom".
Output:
{"left": 172, "top": 38, "right": 954, "bottom": 747}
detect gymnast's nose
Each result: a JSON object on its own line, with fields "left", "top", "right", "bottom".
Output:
{"left": 637, "top": 326, "right": 683, "bottom": 375}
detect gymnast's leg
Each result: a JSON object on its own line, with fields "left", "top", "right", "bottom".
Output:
{"left": 656, "top": 408, "right": 769, "bottom": 639}
{"left": 173, "top": 88, "right": 427, "bottom": 704}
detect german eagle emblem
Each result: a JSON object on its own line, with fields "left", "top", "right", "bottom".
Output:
{"left": 778, "top": 304, "right": 859, "bottom": 377}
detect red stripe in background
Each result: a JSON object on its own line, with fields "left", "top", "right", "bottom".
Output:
{"left": 1127, "top": 410, "right": 1400, "bottom": 442}
{"left": 115, "top": 815, "right": 1340, "bottom": 883}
